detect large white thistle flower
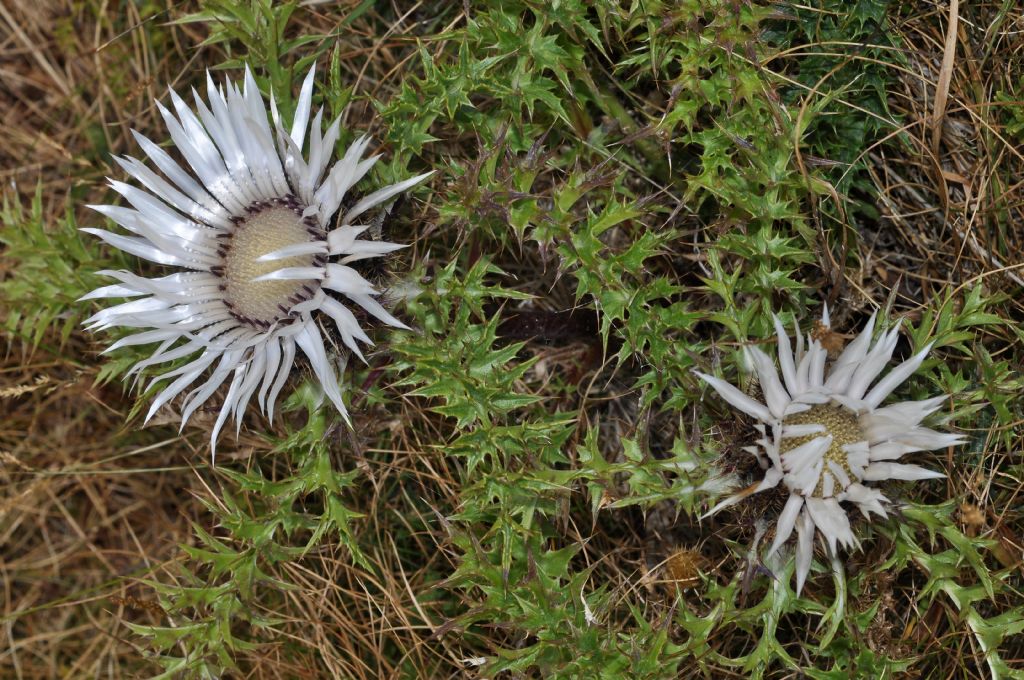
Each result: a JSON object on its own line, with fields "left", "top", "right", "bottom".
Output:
{"left": 696, "top": 307, "right": 963, "bottom": 594}
{"left": 80, "top": 65, "right": 431, "bottom": 454}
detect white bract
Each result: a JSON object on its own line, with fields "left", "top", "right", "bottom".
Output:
{"left": 696, "top": 308, "right": 962, "bottom": 594}
{"left": 81, "top": 65, "right": 431, "bottom": 456}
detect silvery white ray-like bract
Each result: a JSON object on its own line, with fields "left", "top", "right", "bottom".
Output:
{"left": 80, "top": 65, "right": 432, "bottom": 457}
{"left": 696, "top": 307, "right": 963, "bottom": 594}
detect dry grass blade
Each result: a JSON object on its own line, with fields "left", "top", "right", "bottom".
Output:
{"left": 930, "top": 0, "right": 959, "bottom": 157}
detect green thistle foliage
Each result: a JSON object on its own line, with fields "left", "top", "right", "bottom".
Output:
{"left": 0, "top": 186, "right": 119, "bottom": 352}
{"left": 130, "top": 388, "right": 367, "bottom": 678}
{"left": 78, "top": 1, "right": 1024, "bottom": 678}
{"left": 173, "top": 0, "right": 321, "bottom": 96}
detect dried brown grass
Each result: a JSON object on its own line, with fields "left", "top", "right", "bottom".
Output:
{"left": 867, "top": 1, "right": 1024, "bottom": 297}
{"left": 876, "top": 5, "right": 1024, "bottom": 670}
{"left": 0, "top": 1, "right": 205, "bottom": 675}
{"left": 0, "top": 354, "right": 202, "bottom": 677}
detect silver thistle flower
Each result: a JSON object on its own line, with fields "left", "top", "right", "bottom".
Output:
{"left": 696, "top": 307, "right": 963, "bottom": 594}
{"left": 80, "top": 66, "right": 431, "bottom": 455}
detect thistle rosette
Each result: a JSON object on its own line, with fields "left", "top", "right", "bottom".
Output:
{"left": 80, "top": 65, "right": 431, "bottom": 454}
{"left": 696, "top": 308, "right": 963, "bottom": 593}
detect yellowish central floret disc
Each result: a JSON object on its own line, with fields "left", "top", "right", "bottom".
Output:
{"left": 781, "top": 405, "right": 863, "bottom": 495}
{"left": 221, "top": 205, "right": 317, "bottom": 324}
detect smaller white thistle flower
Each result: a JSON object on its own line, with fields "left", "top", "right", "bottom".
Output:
{"left": 696, "top": 307, "right": 964, "bottom": 594}
{"left": 80, "top": 65, "right": 432, "bottom": 456}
